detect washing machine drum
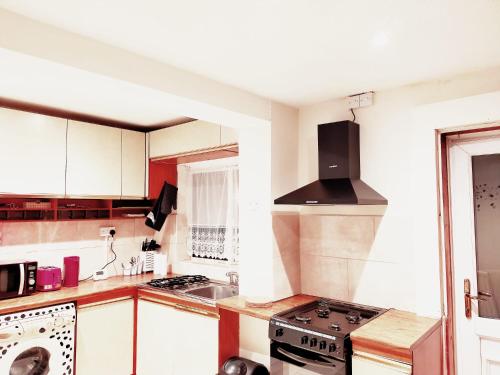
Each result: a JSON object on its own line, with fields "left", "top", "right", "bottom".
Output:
{"left": 10, "top": 347, "right": 50, "bottom": 375}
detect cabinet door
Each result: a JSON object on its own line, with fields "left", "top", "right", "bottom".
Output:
{"left": 76, "top": 299, "right": 134, "bottom": 375}
{"left": 171, "top": 305, "right": 219, "bottom": 375}
{"left": 149, "top": 120, "right": 220, "bottom": 158}
{"left": 220, "top": 126, "right": 238, "bottom": 145}
{"left": 352, "top": 353, "right": 412, "bottom": 375}
{"left": 0, "top": 108, "right": 67, "bottom": 195}
{"left": 66, "top": 120, "right": 121, "bottom": 197}
{"left": 122, "top": 129, "right": 146, "bottom": 198}
{"left": 136, "top": 300, "right": 219, "bottom": 375}
{"left": 137, "top": 300, "right": 177, "bottom": 375}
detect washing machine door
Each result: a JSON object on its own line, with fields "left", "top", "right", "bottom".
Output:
{"left": 9, "top": 347, "right": 50, "bottom": 375}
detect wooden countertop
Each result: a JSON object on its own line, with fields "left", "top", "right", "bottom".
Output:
{"left": 350, "top": 309, "right": 442, "bottom": 364}
{"left": 216, "top": 294, "right": 318, "bottom": 320}
{"left": 0, "top": 274, "right": 155, "bottom": 315}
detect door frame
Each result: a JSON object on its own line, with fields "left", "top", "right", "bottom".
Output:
{"left": 439, "top": 123, "right": 500, "bottom": 375}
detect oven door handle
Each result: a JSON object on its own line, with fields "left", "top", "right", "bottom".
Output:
{"left": 276, "top": 347, "right": 337, "bottom": 369}
{"left": 18, "top": 263, "right": 25, "bottom": 296}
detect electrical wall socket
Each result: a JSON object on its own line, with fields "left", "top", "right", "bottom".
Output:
{"left": 346, "top": 91, "right": 374, "bottom": 109}
{"left": 346, "top": 95, "right": 360, "bottom": 109}
{"left": 359, "top": 92, "right": 374, "bottom": 107}
{"left": 99, "top": 227, "right": 116, "bottom": 237}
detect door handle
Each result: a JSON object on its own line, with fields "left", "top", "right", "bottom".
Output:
{"left": 464, "top": 279, "right": 493, "bottom": 319}
{"left": 470, "top": 291, "right": 493, "bottom": 301}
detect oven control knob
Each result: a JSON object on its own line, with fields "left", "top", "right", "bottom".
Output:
{"left": 329, "top": 343, "right": 337, "bottom": 352}
{"left": 275, "top": 328, "right": 284, "bottom": 337}
{"left": 310, "top": 338, "right": 317, "bottom": 347}
{"left": 319, "top": 340, "right": 327, "bottom": 350}
{"left": 28, "top": 278, "right": 35, "bottom": 286}
{"left": 300, "top": 336, "right": 308, "bottom": 345}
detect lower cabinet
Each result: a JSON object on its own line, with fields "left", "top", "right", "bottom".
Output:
{"left": 136, "top": 299, "right": 219, "bottom": 375}
{"left": 352, "top": 352, "right": 412, "bottom": 375}
{"left": 76, "top": 298, "right": 134, "bottom": 375}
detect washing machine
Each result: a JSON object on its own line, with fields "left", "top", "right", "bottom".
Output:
{"left": 0, "top": 302, "right": 76, "bottom": 375}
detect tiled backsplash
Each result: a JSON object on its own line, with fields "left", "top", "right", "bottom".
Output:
{"left": 272, "top": 213, "right": 301, "bottom": 299}
{"left": 300, "top": 214, "right": 412, "bottom": 309}
{"left": 0, "top": 219, "right": 156, "bottom": 278}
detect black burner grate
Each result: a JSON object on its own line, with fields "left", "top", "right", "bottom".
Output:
{"left": 147, "top": 275, "right": 210, "bottom": 290}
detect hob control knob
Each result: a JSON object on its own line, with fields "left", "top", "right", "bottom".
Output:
{"left": 310, "top": 338, "right": 317, "bottom": 347}
{"left": 275, "top": 328, "right": 284, "bottom": 337}
{"left": 300, "top": 336, "right": 308, "bottom": 345}
{"left": 329, "top": 343, "right": 337, "bottom": 352}
{"left": 319, "top": 341, "right": 327, "bottom": 350}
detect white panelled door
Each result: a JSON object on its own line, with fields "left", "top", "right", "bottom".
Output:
{"left": 449, "top": 135, "right": 500, "bottom": 375}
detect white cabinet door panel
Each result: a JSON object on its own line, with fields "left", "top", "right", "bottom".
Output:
{"left": 137, "top": 300, "right": 176, "bottom": 375}
{"left": 352, "top": 353, "right": 412, "bottom": 375}
{"left": 220, "top": 126, "right": 238, "bottom": 145}
{"left": 137, "top": 300, "right": 219, "bottom": 375}
{"left": 122, "top": 129, "right": 146, "bottom": 198}
{"left": 0, "top": 108, "right": 67, "bottom": 195}
{"left": 149, "top": 120, "right": 220, "bottom": 158}
{"left": 76, "top": 299, "right": 134, "bottom": 375}
{"left": 171, "top": 305, "right": 219, "bottom": 375}
{"left": 66, "top": 120, "right": 121, "bottom": 197}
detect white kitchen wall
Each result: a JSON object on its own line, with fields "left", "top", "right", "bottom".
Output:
{"left": 298, "top": 66, "right": 500, "bottom": 315}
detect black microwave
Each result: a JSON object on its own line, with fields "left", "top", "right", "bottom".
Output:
{"left": 0, "top": 261, "right": 37, "bottom": 300}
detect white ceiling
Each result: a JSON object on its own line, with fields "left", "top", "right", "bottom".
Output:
{"left": 1, "top": 0, "right": 500, "bottom": 107}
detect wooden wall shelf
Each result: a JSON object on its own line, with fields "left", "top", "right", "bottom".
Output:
{"left": 0, "top": 197, "right": 152, "bottom": 222}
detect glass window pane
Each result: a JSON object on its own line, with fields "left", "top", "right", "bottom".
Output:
{"left": 472, "top": 154, "right": 500, "bottom": 319}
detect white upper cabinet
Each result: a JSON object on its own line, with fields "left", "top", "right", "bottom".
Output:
{"left": 122, "top": 129, "right": 146, "bottom": 198}
{"left": 221, "top": 125, "right": 238, "bottom": 145}
{"left": 149, "top": 120, "right": 237, "bottom": 158}
{"left": 0, "top": 108, "right": 67, "bottom": 195}
{"left": 66, "top": 120, "right": 122, "bottom": 197}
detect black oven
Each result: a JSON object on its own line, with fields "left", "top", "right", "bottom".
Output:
{"left": 0, "top": 261, "right": 37, "bottom": 300}
{"left": 271, "top": 341, "right": 347, "bottom": 375}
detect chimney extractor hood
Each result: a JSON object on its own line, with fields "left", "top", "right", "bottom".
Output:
{"left": 275, "top": 121, "right": 387, "bottom": 205}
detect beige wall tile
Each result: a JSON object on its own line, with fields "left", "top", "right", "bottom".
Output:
{"left": 134, "top": 218, "right": 156, "bottom": 240}
{"left": 1, "top": 222, "right": 43, "bottom": 245}
{"left": 300, "top": 254, "right": 348, "bottom": 299}
{"left": 273, "top": 250, "right": 301, "bottom": 298}
{"left": 300, "top": 215, "right": 376, "bottom": 260}
{"left": 41, "top": 221, "right": 78, "bottom": 243}
{"left": 299, "top": 215, "right": 323, "bottom": 256}
{"left": 272, "top": 214, "right": 301, "bottom": 299}
{"left": 76, "top": 221, "right": 105, "bottom": 241}
{"left": 348, "top": 259, "right": 414, "bottom": 310}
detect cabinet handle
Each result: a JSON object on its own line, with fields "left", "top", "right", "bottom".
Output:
{"left": 174, "top": 303, "right": 219, "bottom": 319}
{"left": 353, "top": 352, "right": 411, "bottom": 371}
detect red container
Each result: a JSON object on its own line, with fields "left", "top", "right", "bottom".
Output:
{"left": 63, "top": 256, "right": 80, "bottom": 287}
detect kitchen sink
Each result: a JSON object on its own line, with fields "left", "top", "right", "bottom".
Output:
{"left": 181, "top": 283, "right": 238, "bottom": 304}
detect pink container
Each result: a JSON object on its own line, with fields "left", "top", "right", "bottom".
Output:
{"left": 63, "top": 256, "right": 80, "bottom": 287}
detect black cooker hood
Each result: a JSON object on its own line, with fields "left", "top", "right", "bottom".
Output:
{"left": 275, "top": 121, "right": 387, "bottom": 205}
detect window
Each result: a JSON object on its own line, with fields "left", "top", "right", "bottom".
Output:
{"left": 180, "top": 159, "right": 239, "bottom": 263}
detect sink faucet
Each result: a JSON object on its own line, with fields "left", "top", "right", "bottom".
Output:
{"left": 226, "top": 271, "right": 239, "bottom": 287}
